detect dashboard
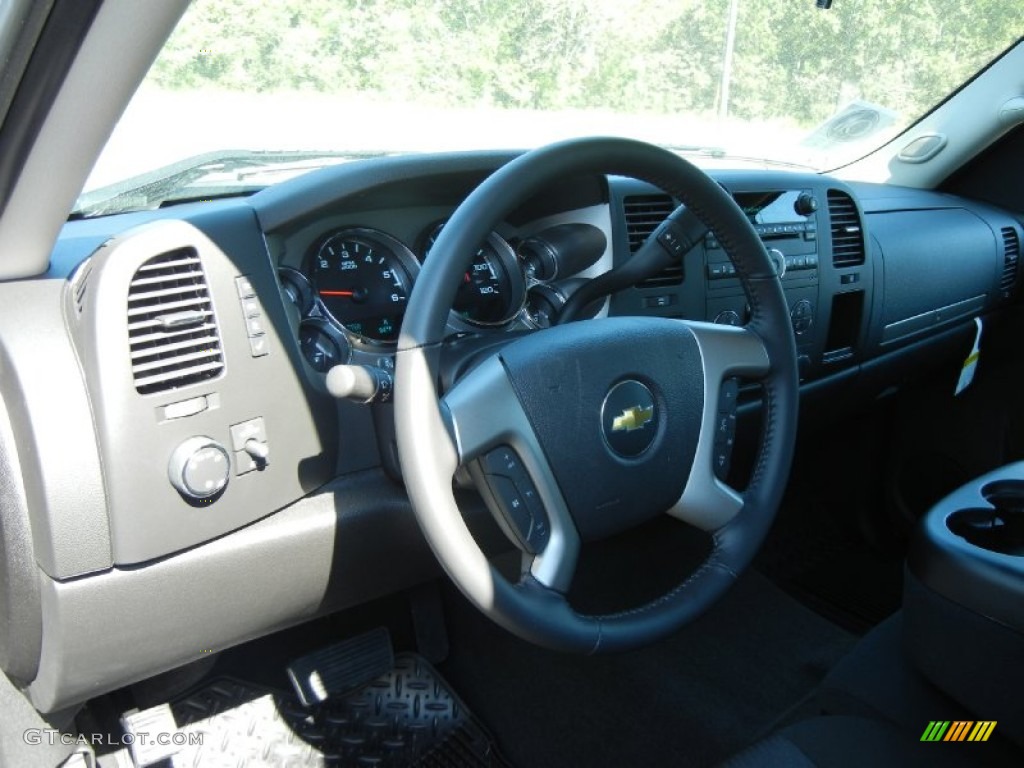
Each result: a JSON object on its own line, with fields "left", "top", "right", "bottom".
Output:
{"left": 3, "top": 150, "right": 1022, "bottom": 713}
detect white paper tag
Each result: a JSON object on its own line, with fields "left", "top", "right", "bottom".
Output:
{"left": 955, "top": 317, "right": 983, "bottom": 396}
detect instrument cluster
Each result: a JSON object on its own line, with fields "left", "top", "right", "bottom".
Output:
{"left": 280, "top": 218, "right": 606, "bottom": 373}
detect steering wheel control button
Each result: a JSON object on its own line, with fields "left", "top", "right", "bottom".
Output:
{"left": 719, "top": 377, "right": 740, "bottom": 410}
{"left": 485, "top": 474, "right": 537, "bottom": 553}
{"left": 518, "top": 482, "right": 550, "bottom": 550}
{"left": 601, "top": 380, "right": 658, "bottom": 458}
{"left": 168, "top": 436, "right": 230, "bottom": 501}
{"left": 482, "top": 446, "right": 527, "bottom": 482}
{"left": 476, "top": 445, "right": 551, "bottom": 553}
{"left": 715, "top": 412, "right": 737, "bottom": 443}
{"left": 714, "top": 377, "right": 740, "bottom": 482}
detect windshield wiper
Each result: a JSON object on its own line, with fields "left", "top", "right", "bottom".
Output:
{"left": 662, "top": 144, "right": 817, "bottom": 171}
{"left": 71, "top": 149, "right": 389, "bottom": 218}
{"left": 662, "top": 143, "right": 729, "bottom": 159}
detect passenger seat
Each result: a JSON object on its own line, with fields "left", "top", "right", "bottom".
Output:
{"left": 721, "top": 611, "right": 1020, "bottom": 767}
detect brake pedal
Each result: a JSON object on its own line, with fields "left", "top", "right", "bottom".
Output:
{"left": 286, "top": 626, "right": 393, "bottom": 707}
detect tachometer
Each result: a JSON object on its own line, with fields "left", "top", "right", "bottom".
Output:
{"left": 421, "top": 221, "right": 525, "bottom": 326}
{"left": 310, "top": 228, "right": 419, "bottom": 344}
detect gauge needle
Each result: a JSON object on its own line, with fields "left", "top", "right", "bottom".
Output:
{"left": 319, "top": 290, "right": 355, "bottom": 297}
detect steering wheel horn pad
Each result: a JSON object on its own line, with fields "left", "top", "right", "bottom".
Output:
{"left": 497, "top": 316, "right": 702, "bottom": 542}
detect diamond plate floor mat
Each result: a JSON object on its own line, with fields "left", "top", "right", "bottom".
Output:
{"left": 116, "top": 653, "right": 509, "bottom": 768}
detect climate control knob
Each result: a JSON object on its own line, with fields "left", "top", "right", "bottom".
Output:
{"left": 794, "top": 192, "right": 818, "bottom": 216}
{"left": 168, "top": 436, "right": 230, "bottom": 501}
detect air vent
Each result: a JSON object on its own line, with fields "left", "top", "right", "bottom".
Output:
{"left": 1001, "top": 226, "right": 1020, "bottom": 296}
{"left": 827, "top": 190, "right": 865, "bottom": 267}
{"left": 72, "top": 264, "right": 92, "bottom": 315}
{"left": 128, "top": 248, "right": 224, "bottom": 394}
{"left": 623, "top": 194, "right": 683, "bottom": 288}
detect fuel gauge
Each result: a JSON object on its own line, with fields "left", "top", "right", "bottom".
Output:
{"left": 299, "top": 319, "right": 351, "bottom": 373}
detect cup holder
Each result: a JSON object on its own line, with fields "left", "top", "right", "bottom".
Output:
{"left": 946, "top": 480, "right": 1024, "bottom": 555}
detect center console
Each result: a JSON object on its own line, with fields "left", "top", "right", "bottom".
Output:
{"left": 904, "top": 462, "right": 1024, "bottom": 748}
{"left": 705, "top": 188, "right": 822, "bottom": 377}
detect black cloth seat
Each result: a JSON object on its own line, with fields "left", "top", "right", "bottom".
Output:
{"left": 723, "top": 611, "right": 1022, "bottom": 767}
{"left": 817, "top": 613, "right": 964, "bottom": 729}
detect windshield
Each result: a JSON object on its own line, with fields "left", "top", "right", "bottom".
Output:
{"left": 78, "top": 0, "right": 1022, "bottom": 216}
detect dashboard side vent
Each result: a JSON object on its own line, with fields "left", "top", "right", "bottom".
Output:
{"left": 1001, "top": 226, "right": 1020, "bottom": 296}
{"left": 827, "top": 189, "right": 865, "bottom": 267}
{"left": 127, "top": 248, "right": 224, "bottom": 394}
{"left": 623, "top": 194, "right": 683, "bottom": 288}
{"left": 72, "top": 264, "right": 92, "bottom": 315}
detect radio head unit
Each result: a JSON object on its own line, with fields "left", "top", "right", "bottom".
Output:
{"left": 732, "top": 189, "right": 818, "bottom": 240}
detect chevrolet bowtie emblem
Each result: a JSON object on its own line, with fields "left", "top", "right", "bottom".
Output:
{"left": 612, "top": 404, "right": 655, "bottom": 432}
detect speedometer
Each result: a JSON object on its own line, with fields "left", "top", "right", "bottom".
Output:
{"left": 310, "top": 228, "right": 419, "bottom": 344}
{"left": 421, "top": 221, "right": 525, "bottom": 327}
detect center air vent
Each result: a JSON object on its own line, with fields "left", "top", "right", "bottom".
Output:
{"left": 128, "top": 248, "right": 224, "bottom": 394}
{"left": 1001, "top": 226, "right": 1020, "bottom": 297}
{"left": 827, "top": 190, "right": 865, "bottom": 267}
{"left": 623, "top": 194, "right": 683, "bottom": 288}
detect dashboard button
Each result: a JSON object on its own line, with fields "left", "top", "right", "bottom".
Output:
{"left": 230, "top": 418, "right": 267, "bottom": 451}
{"left": 168, "top": 437, "right": 230, "bottom": 501}
{"left": 713, "top": 309, "right": 742, "bottom": 326}
{"left": 234, "top": 449, "right": 258, "bottom": 476}
{"left": 162, "top": 396, "right": 209, "bottom": 421}
{"left": 643, "top": 295, "right": 675, "bottom": 308}
{"left": 708, "top": 263, "right": 729, "bottom": 279}
{"left": 245, "top": 316, "right": 266, "bottom": 337}
{"left": 241, "top": 297, "right": 263, "bottom": 318}
{"left": 249, "top": 335, "right": 269, "bottom": 357}
{"left": 235, "top": 275, "right": 256, "bottom": 299}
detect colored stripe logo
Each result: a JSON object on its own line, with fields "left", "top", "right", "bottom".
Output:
{"left": 920, "top": 721, "right": 997, "bottom": 742}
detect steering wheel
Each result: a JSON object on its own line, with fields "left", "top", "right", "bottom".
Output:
{"left": 395, "top": 137, "right": 798, "bottom": 653}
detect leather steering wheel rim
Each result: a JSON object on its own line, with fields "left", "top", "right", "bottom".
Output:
{"left": 395, "top": 137, "right": 798, "bottom": 653}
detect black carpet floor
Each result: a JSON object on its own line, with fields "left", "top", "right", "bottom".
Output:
{"left": 437, "top": 568, "right": 856, "bottom": 768}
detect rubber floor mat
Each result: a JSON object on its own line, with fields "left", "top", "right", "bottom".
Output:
{"left": 123, "top": 653, "right": 508, "bottom": 768}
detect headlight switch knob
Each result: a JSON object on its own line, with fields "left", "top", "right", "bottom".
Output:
{"left": 168, "top": 436, "right": 231, "bottom": 502}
